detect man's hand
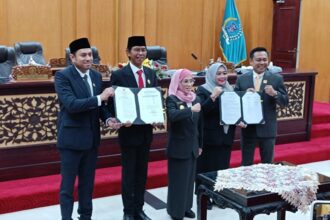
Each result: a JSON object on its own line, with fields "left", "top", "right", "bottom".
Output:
{"left": 191, "top": 103, "right": 201, "bottom": 113}
{"left": 100, "top": 87, "right": 115, "bottom": 101}
{"left": 152, "top": 122, "right": 164, "bottom": 129}
{"left": 264, "top": 85, "right": 277, "bottom": 97}
{"left": 122, "top": 121, "right": 132, "bottom": 127}
{"left": 107, "top": 117, "right": 121, "bottom": 129}
{"left": 247, "top": 88, "right": 256, "bottom": 93}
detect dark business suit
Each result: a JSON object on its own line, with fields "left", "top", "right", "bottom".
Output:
{"left": 235, "top": 70, "right": 288, "bottom": 165}
{"left": 55, "top": 65, "right": 110, "bottom": 220}
{"left": 196, "top": 86, "right": 235, "bottom": 172}
{"left": 109, "top": 64, "right": 158, "bottom": 215}
{"left": 166, "top": 95, "right": 203, "bottom": 219}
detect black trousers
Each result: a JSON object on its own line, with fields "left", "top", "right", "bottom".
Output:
{"left": 59, "top": 148, "right": 98, "bottom": 220}
{"left": 241, "top": 136, "right": 275, "bottom": 166}
{"left": 120, "top": 144, "right": 150, "bottom": 215}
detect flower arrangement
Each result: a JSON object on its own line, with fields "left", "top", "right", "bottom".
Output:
{"left": 116, "top": 59, "right": 170, "bottom": 79}
{"left": 142, "top": 58, "right": 170, "bottom": 79}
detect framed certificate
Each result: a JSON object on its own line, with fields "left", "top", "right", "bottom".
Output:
{"left": 114, "top": 86, "right": 165, "bottom": 125}
{"left": 219, "top": 91, "right": 264, "bottom": 125}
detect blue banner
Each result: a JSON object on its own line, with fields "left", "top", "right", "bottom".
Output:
{"left": 220, "top": 0, "right": 247, "bottom": 66}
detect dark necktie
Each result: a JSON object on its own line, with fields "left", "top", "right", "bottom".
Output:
{"left": 137, "top": 69, "right": 144, "bottom": 88}
{"left": 82, "top": 75, "right": 92, "bottom": 96}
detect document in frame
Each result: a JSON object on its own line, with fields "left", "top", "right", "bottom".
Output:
{"left": 114, "top": 86, "right": 137, "bottom": 123}
{"left": 242, "top": 91, "right": 264, "bottom": 124}
{"left": 138, "top": 87, "right": 164, "bottom": 124}
{"left": 220, "top": 91, "right": 242, "bottom": 125}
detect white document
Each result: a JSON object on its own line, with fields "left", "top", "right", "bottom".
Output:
{"left": 220, "top": 92, "right": 241, "bottom": 125}
{"left": 138, "top": 88, "right": 164, "bottom": 124}
{"left": 242, "top": 92, "right": 263, "bottom": 124}
{"left": 114, "top": 87, "right": 137, "bottom": 123}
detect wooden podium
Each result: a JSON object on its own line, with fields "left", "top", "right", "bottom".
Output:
{"left": 0, "top": 69, "right": 317, "bottom": 181}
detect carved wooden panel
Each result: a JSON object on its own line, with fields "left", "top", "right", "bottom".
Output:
{"left": 0, "top": 94, "right": 58, "bottom": 148}
{"left": 277, "top": 81, "right": 305, "bottom": 120}
{"left": 0, "top": 89, "right": 169, "bottom": 148}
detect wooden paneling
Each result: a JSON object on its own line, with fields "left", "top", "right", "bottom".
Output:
{"left": 299, "top": 0, "right": 330, "bottom": 102}
{"left": 157, "top": 0, "right": 204, "bottom": 70}
{"left": 117, "top": 0, "right": 133, "bottom": 63}
{"left": 90, "top": 0, "right": 117, "bottom": 65}
{"left": 76, "top": 0, "right": 90, "bottom": 38}
{"left": 0, "top": 0, "right": 273, "bottom": 68}
{"left": 0, "top": 0, "right": 328, "bottom": 101}
{"left": 6, "top": 0, "right": 62, "bottom": 59}
{"left": 144, "top": 0, "right": 157, "bottom": 45}
{"left": 0, "top": 0, "right": 8, "bottom": 43}
{"left": 60, "top": 0, "right": 76, "bottom": 56}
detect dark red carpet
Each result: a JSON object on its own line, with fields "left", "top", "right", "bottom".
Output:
{"left": 0, "top": 102, "right": 329, "bottom": 214}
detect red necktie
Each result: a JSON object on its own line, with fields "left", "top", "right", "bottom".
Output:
{"left": 137, "top": 69, "right": 144, "bottom": 88}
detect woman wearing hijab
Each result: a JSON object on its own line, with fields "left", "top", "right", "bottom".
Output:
{"left": 166, "top": 69, "right": 203, "bottom": 220}
{"left": 195, "top": 62, "right": 236, "bottom": 204}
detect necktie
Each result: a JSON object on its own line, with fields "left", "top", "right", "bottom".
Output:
{"left": 137, "top": 69, "right": 144, "bottom": 88}
{"left": 82, "top": 75, "right": 92, "bottom": 96}
{"left": 255, "top": 75, "right": 261, "bottom": 92}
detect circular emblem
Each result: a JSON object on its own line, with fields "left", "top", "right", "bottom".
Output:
{"left": 179, "top": 105, "right": 185, "bottom": 110}
{"left": 28, "top": 66, "right": 37, "bottom": 75}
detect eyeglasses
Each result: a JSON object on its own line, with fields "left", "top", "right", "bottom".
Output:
{"left": 181, "top": 79, "right": 195, "bottom": 84}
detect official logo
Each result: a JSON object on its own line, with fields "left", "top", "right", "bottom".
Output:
{"left": 222, "top": 18, "right": 244, "bottom": 45}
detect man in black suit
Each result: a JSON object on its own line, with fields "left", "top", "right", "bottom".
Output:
{"left": 235, "top": 47, "right": 289, "bottom": 166}
{"left": 55, "top": 38, "right": 115, "bottom": 220}
{"left": 109, "top": 36, "right": 158, "bottom": 220}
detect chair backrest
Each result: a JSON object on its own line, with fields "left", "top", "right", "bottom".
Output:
{"left": 14, "top": 41, "right": 46, "bottom": 65}
{"left": 0, "top": 46, "right": 16, "bottom": 79}
{"left": 146, "top": 46, "right": 167, "bottom": 65}
{"left": 65, "top": 46, "right": 101, "bottom": 65}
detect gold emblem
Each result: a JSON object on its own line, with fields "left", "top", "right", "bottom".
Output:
{"left": 28, "top": 66, "right": 37, "bottom": 74}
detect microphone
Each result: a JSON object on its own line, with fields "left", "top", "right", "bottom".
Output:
{"left": 191, "top": 53, "right": 198, "bottom": 60}
{"left": 191, "top": 53, "right": 204, "bottom": 68}
{"left": 191, "top": 53, "right": 206, "bottom": 76}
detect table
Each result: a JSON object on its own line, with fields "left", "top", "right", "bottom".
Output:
{"left": 196, "top": 164, "right": 330, "bottom": 220}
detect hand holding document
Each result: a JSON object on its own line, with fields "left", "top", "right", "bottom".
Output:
{"left": 219, "top": 91, "right": 264, "bottom": 125}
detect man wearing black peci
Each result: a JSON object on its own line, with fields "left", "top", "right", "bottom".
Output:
{"left": 108, "top": 36, "right": 158, "bottom": 220}
{"left": 55, "top": 38, "right": 115, "bottom": 220}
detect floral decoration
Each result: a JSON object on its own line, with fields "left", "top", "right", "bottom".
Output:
{"left": 116, "top": 59, "right": 170, "bottom": 79}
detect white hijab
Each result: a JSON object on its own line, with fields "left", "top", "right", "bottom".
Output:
{"left": 202, "top": 62, "right": 233, "bottom": 133}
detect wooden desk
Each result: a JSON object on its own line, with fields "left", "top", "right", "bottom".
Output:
{"left": 0, "top": 70, "right": 317, "bottom": 180}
